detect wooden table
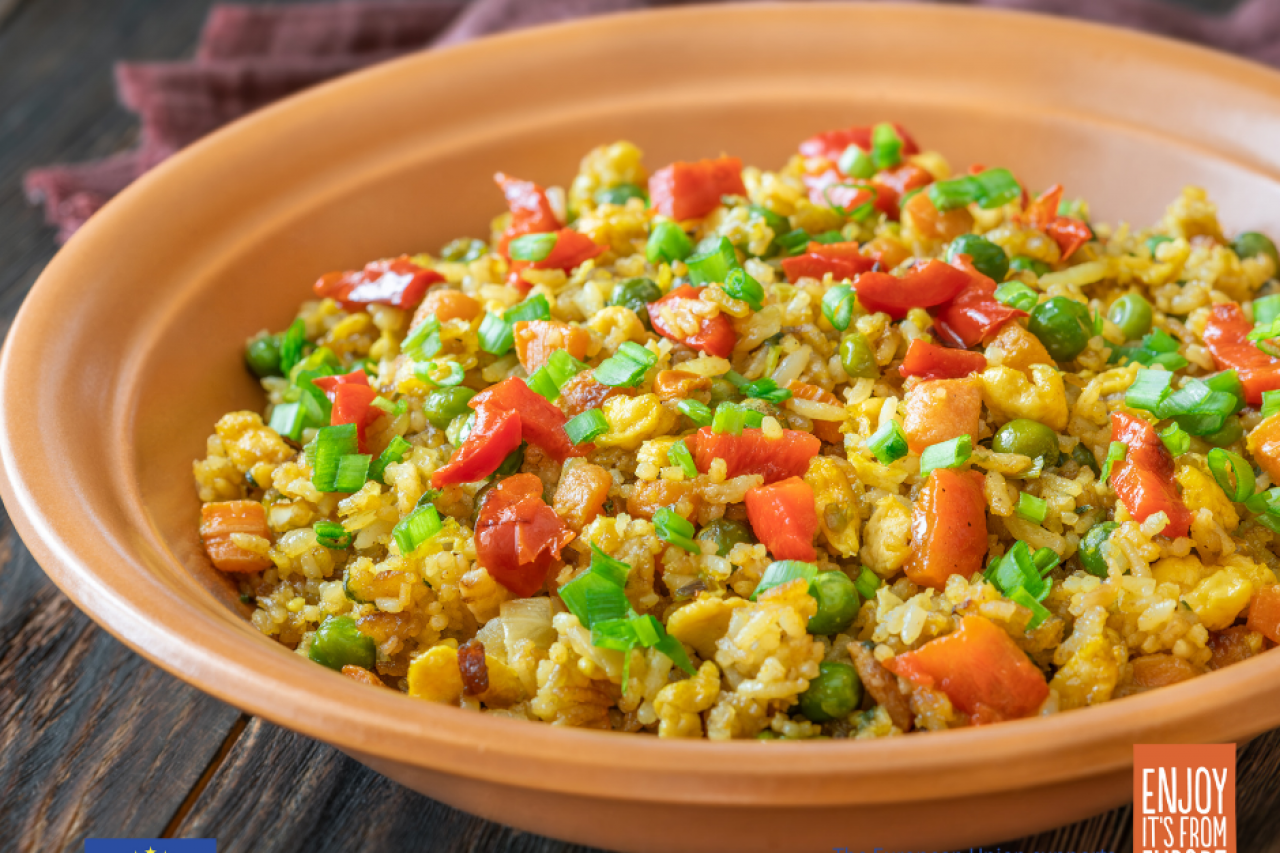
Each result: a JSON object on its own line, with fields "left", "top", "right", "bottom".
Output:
{"left": 2, "top": 1, "right": 1278, "bottom": 850}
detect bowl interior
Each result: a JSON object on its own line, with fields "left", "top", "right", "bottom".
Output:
{"left": 8, "top": 0, "right": 1280, "bottom": 816}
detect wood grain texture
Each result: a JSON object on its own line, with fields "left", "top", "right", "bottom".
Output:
{"left": 0, "top": 1, "right": 1279, "bottom": 852}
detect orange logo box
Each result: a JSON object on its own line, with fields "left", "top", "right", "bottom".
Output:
{"left": 1133, "top": 744, "right": 1236, "bottom": 853}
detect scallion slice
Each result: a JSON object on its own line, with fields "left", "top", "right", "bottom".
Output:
{"left": 1100, "top": 441, "right": 1127, "bottom": 483}
{"left": 1159, "top": 423, "right": 1190, "bottom": 457}
{"left": 821, "top": 284, "right": 856, "bottom": 331}
{"left": 279, "top": 318, "right": 307, "bottom": 373}
{"left": 505, "top": 294, "right": 552, "bottom": 324}
{"left": 594, "top": 341, "right": 657, "bottom": 387}
{"left": 1263, "top": 390, "right": 1280, "bottom": 419}
{"left": 392, "top": 504, "right": 442, "bottom": 555}
{"left": 526, "top": 349, "right": 585, "bottom": 401}
{"left": 478, "top": 311, "right": 514, "bottom": 355}
{"left": 838, "top": 144, "right": 875, "bottom": 179}
{"left": 311, "top": 424, "right": 359, "bottom": 492}
{"left": 402, "top": 316, "right": 442, "bottom": 361}
{"left": 332, "top": 453, "right": 371, "bottom": 493}
{"left": 1033, "top": 547, "right": 1060, "bottom": 573}
{"left": 371, "top": 396, "right": 407, "bottom": 418}
{"left": 724, "top": 267, "right": 764, "bottom": 311}
{"left": 1160, "top": 379, "right": 1237, "bottom": 436}
{"left": 667, "top": 440, "right": 698, "bottom": 478}
{"left": 747, "top": 204, "right": 789, "bottom": 232}
{"left": 646, "top": 221, "right": 694, "bottom": 264}
{"left": 1015, "top": 492, "right": 1048, "bottom": 524}
{"left": 369, "top": 435, "right": 412, "bottom": 483}
{"left": 994, "top": 281, "right": 1038, "bottom": 312}
{"left": 1207, "top": 447, "right": 1255, "bottom": 502}
{"left": 711, "top": 401, "right": 758, "bottom": 435}
{"left": 315, "top": 520, "right": 353, "bottom": 550}
{"left": 564, "top": 409, "right": 609, "bottom": 445}
{"left": 677, "top": 399, "right": 713, "bottom": 426}
{"left": 1125, "top": 369, "right": 1174, "bottom": 413}
{"left": 686, "top": 236, "right": 738, "bottom": 286}
{"left": 751, "top": 560, "right": 818, "bottom": 601}
{"left": 653, "top": 507, "right": 700, "bottom": 553}
{"left": 1007, "top": 586, "right": 1052, "bottom": 630}
{"left": 867, "top": 419, "right": 908, "bottom": 465}
{"left": 739, "top": 377, "right": 792, "bottom": 404}
{"left": 1255, "top": 294, "right": 1280, "bottom": 326}
{"left": 919, "top": 435, "right": 972, "bottom": 478}
{"left": 508, "top": 232, "right": 557, "bottom": 262}
{"left": 775, "top": 229, "right": 811, "bottom": 256}
{"left": 268, "top": 401, "right": 306, "bottom": 442}
{"left": 870, "top": 123, "right": 903, "bottom": 170}
{"left": 853, "top": 566, "right": 881, "bottom": 601}
{"left": 973, "top": 168, "right": 1023, "bottom": 208}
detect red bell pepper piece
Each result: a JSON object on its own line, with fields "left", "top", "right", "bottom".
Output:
{"left": 312, "top": 369, "right": 370, "bottom": 396}
{"left": 1246, "top": 585, "right": 1280, "bottom": 644}
{"left": 870, "top": 163, "right": 933, "bottom": 218}
{"left": 744, "top": 476, "right": 818, "bottom": 562}
{"left": 494, "top": 172, "right": 561, "bottom": 257}
{"left": 932, "top": 255, "right": 1027, "bottom": 348}
{"left": 683, "top": 426, "right": 821, "bottom": 484}
{"left": 1025, "top": 184, "right": 1091, "bottom": 261}
{"left": 903, "top": 468, "right": 987, "bottom": 590}
{"left": 315, "top": 370, "right": 380, "bottom": 452}
{"left": 474, "top": 472, "right": 575, "bottom": 597}
{"left": 649, "top": 156, "right": 746, "bottom": 221}
{"left": 314, "top": 256, "right": 444, "bottom": 311}
{"left": 797, "top": 123, "right": 920, "bottom": 164}
{"left": 469, "top": 377, "right": 585, "bottom": 463}
{"left": 884, "top": 615, "right": 1050, "bottom": 725}
{"left": 1203, "top": 302, "right": 1280, "bottom": 405}
{"left": 431, "top": 402, "right": 523, "bottom": 488}
{"left": 781, "top": 241, "right": 876, "bottom": 283}
{"left": 802, "top": 169, "right": 877, "bottom": 212}
{"left": 1109, "top": 411, "right": 1192, "bottom": 539}
{"left": 898, "top": 339, "right": 987, "bottom": 381}
{"left": 648, "top": 285, "right": 737, "bottom": 358}
{"left": 852, "top": 259, "right": 971, "bottom": 320}
{"left": 509, "top": 227, "right": 605, "bottom": 281}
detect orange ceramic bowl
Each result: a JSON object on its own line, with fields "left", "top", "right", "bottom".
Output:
{"left": 6, "top": 5, "right": 1280, "bottom": 850}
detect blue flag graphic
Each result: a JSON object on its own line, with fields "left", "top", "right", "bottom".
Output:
{"left": 85, "top": 841, "right": 216, "bottom": 853}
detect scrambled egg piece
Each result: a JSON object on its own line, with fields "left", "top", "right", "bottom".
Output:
{"left": 861, "top": 495, "right": 913, "bottom": 577}
{"left": 596, "top": 393, "right": 678, "bottom": 450}
{"left": 979, "top": 364, "right": 1068, "bottom": 431}
{"left": 408, "top": 645, "right": 464, "bottom": 704}
{"left": 653, "top": 661, "right": 721, "bottom": 738}
{"left": 805, "top": 456, "right": 860, "bottom": 558}
{"left": 568, "top": 140, "right": 647, "bottom": 215}
{"left": 216, "top": 410, "right": 294, "bottom": 473}
{"left": 666, "top": 596, "right": 750, "bottom": 660}
{"left": 1175, "top": 462, "right": 1239, "bottom": 531}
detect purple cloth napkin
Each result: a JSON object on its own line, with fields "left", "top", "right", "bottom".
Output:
{"left": 23, "top": 0, "right": 1280, "bottom": 242}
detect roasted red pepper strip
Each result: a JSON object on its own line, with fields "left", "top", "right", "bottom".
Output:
{"left": 469, "top": 377, "right": 585, "bottom": 463}
{"left": 648, "top": 285, "right": 737, "bottom": 358}
{"left": 314, "top": 256, "right": 444, "bottom": 311}
{"left": 684, "top": 427, "right": 821, "bottom": 484}
{"left": 495, "top": 172, "right": 562, "bottom": 256}
{"left": 884, "top": 615, "right": 1050, "bottom": 725}
{"left": 744, "top": 476, "right": 818, "bottom": 562}
{"left": 329, "top": 382, "right": 380, "bottom": 453}
{"left": 870, "top": 162, "right": 933, "bottom": 218}
{"left": 797, "top": 123, "right": 920, "bottom": 163}
{"left": 903, "top": 468, "right": 987, "bottom": 590}
{"left": 1109, "top": 411, "right": 1192, "bottom": 539}
{"left": 932, "top": 255, "right": 1027, "bottom": 348}
{"left": 649, "top": 156, "right": 746, "bottom": 221}
{"left": 431, "top": 403, "right": 522, "bottom": 488}
{"left": 898, "top": 339, "right": 987, "bottom": 381}
{"left": 312, "top": 369, "right": 370, "bottom": 396}
{"left": 1203, "top": 302, "right": 1280, "bottom": 405}
{"left": 802, "top": 169, "right": 876, "bottom": 212}
{"left": 474, "top": 473, "right": 575, "bottom": 597}
{"left": 508, "top": 228, "right": 607, "bottom": 290}
{"left": 781, "top": 241, "right": 876, "bottom": 283}
{"left": 1025, "top": 184, "right": 1091, "bottom": 261}
{"left": 852, "top": 259, "right": 971, "bottom": 320}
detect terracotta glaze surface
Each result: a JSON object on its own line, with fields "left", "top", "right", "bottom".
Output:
{"left": 5, "top": 5, "right": 1280, "bottom": 850}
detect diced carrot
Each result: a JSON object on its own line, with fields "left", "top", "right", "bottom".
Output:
{"left": 626, "top": 479, "right": 701, "bottom": 521}
{"left": 558, "top": 371, "right": 626, "bottom": 418}
{"left": 413, "top": 289, "right": 482, "bottom": 326}
{"left": 685, "top": 426, "right": 821, "bottom": 483}
{"left": 653, "top": 369, "right": 711, "bottom": 402}
{"left": 785, "top": 380, "right": 844, "bottom": 444}
{"left": 513, "top": 320, "right": 590, "bottom": 373}
{"left": 902, "top": 189, "right": 974, "bottom": 241}
{"left": 884, "top": 615, "right": 1049, "bottom": 725}
{"left": 341, "top": 665, "right": 388, "bottom": 688}
{"left": 745, "top": 476, "right": 818, "bottom": 562}
{"left": 1207, "top": 626, "right": 1264, "bottom": 670}
{"left": 901, "top": 377, "right": 982, "bottom": 455}
{"left": 1246, "top": 415, "right": 1280, "bottom": 484}
{"left": 1128, "top": 654, "right": 1201, "bottom": 692}
{"left": 898, "top": 339, "right": 986, "bottom": 381}
{"left": 903, "top": 468, "right": 987, "bottom": 590}
{"left": 984, "top": 321, "right": 1052, "bottom": 376}
{"left": 648, "top": 286, "right": 737, "bottom": 358}
{"left": 200, "top": 501, "right": 272, "bottom": 574}
{"left": 1246, "top": 585, "right": 1280, "bottom": 644}
{"left": 553, "top": 462, "right": 614, "bottom": 531}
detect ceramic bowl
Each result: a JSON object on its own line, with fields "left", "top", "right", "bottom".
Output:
{"left": 6, "top": 5, "right": 1280, "bottom": 851}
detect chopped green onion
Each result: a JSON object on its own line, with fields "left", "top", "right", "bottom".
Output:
{"left": 1008, "top": 586, "right": 1052, "bottom": 630}
{"left": 1125, "top": 369, "right": 1174, "bottom": 413}
{"left": 311, "top": 424, "right": 359, "bottom": 492}
{"left": 526, "top": 349, "right": 587, "bottom": 401}
{"left": 478, "top": 312, "right": 514, "bottom": 355}
{"left": 739, "top": 377, "right": 792, "bottom": 404}
{"left": 508, "top": 232, "right": 557, "bottom": 262}
{"left": 724, "top": 267, "right": 764, "bottom": 311}
{"left": 853, "top": 566, "right": 881, "bottom": 601}
{"left": 1245, "top": 487, "right": 1280, "bottom": 525}
{"left": 268, "top": 401, "right": 306, "bottom": 442}
{"left": 332, "top": 453, "right": 371, "bottom": 492}
{"left": 711, "top": 401, "right": 764, "bottom": 435}
{"left": 928, "top": 168, "right": 1022, "bottom": 212}
{"left": 1160, "top": 379, "right": 1237, "bottom": 436}
{"left": 646, "top": 221, "right": 695, "bottom": 264}
{"left": 559, "top": 544, "right": 632, "bottom": 628}
{"left": 1015, "top": 492, "right": 1048, "bottom": 524}
{"left": 870, "top": 123, "right": 903, "bottom": 170}
{"left": 446, "top": 411, "right": 474, "bottom": 447}
{"left": 565, "top": 409, "right": 609, "bottom": 445}
{"left": 751, "top": 560, "right": 818, "bottom": 601}
{"left": 525, "top": 368, "right": 560, "bottom": 401}
{"left": 686, "top": 236, "right": 738, "bottom": 285}
{"left": 984, "top": 541, "right": 1052, "bottom": 628}
{"left": 677, "top": 398, "right": 714, "bottom": 426}
{"left": 1255, "top": 295, "right": 1280, "bottom": 326}
{"left": 919, "top": 435, "right": 973, "bottom": 478}
{"left": 591, "top": 617, "right": 640, "bottom": 651}
{"left": 994, "top": 281, "right": 1038, "bottom": 313}
{"left": 775, "top": 229, "right": 811, "bottom": 256}
{"left": 371, "top": 396, "right": 407, "bottom": 417}
{"left": 811, "top": 230, "right": 845, "bottom": 244}
{"left": 505, "top": 294, "right": 552, "bottom": 324}
{"left": 1207, "top": 447, "right": 1255, "bottom": 502}
{"left": 1263, "top": 390, "right": 1280, "bottom": 419}
{"left": 369, "top": 435, "right": 412, "bottom": 483}
{"left": 838, "top": 144, "right": 875, "bottom": 180}
{"left": 747, "top": 204, "right": 789, "bottom": 232}
{"left": 594, "top": 341, "right": 657, "bottom": 387}
{"left": 667, "top": 439, "right": 698, "bottom": 478}
{"left": 595, "top": 183, "right": 647, "bottom": 206}
{"left": 412, "top": 359, "right": 465, "bottom": 388}
{"left": 1159, "top": 423, "right": 1190, "bottom": 457}
{"left": 402, "top": 316, "right": 442, "bottom": 361}
{"left": 821, "top": 284, "right": 856, "bottom": 331}
{"left": 867, "top": 419, "right": 908, "bottom": 465}
{"left": 1032, "top": 547, "right": 1060, "bottom": 573}
{"left": 654, "top": 507, "right": 700, "bottom": 553}
{"left": 315, "top": 520, "right": 353, "bottom": 550}
{"left": 824, "top": 182, "right": 878, "bottom": 220}
{"left": 279, "top": 318, "right": 307, "bottom": 374}
{"left": 1109, "top": 328, "right": 1190, "bottom": 370}
{"left": 392, "top": 504, "right": 442, "bottom": 555}
{"left": 1205, "top": 370, "right": 1246, "bottom": 414}
{"left": 1100, "top": 441, "right": 1127, "bottom": 483}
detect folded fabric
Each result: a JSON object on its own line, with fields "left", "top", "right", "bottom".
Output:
{"left": 24, "top": 0, "right": 1280, "bottom": 242}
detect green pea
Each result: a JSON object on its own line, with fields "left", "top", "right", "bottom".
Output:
{"left": 594, "top": 183, "right": 647, "bottom": 206}
{"left": 946, "top": 233, "right": 1009, "bottom": 282}
{"left": 1071, "top": 443, "right": 1100, "bottom": 476}
{"left": 1079, "top": 522, "right": 1119, "bottom": 578}
{"left": 1028, "top": 296, "right": 1093, "bottom": 362}
{"left": 1146, "top": 234, "right": 1174, "bottom": 258}
{"left": 1232, "top": 232, "right": 1280, "bottom": 268}
{"left": 608, "top": 277, "right": 663, "bottom": 328}
{"left": 1009, "top": 255, "right": 1051, "bottom": 276}
{"left": 1204, "top": 415, "right": 1244, "bottom": 448}
{"left": 439, "top": 237, "right": 488, "bottom": 263}
{"left": 839, "top": 331, "right": 879, "bottom": 379}
{"left": 308, "top": 615, "right": 375, "bottom": 671}
{"left": 1107, "top": 292, "right": 1154, "bottom": 341}
{"left": 992, "top": 419, "right": 1060, "bottom": 467}
{"left": 495, "top": 441, "right": 526, "bottom": 476}
{"left": 245, "top": 335, "right": 283, "bottom": 378}
{"left": 424, "top": 386, "right": 477, "bottom": 430}
{"left": 798, "top": 661, "right": 862, "bottom": 723}
{"left": 696, "top": 518, "right": 755, "bottom": 557}
{"left": 708, "top": 377, "right": 741, "bottom": 406}
{"left": 807, "top": 571, "right": 860, "bottom": 635}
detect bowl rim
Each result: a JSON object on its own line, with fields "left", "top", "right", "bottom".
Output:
{"left": 6, "top": 0, "right": 1280, "bottom": 808}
